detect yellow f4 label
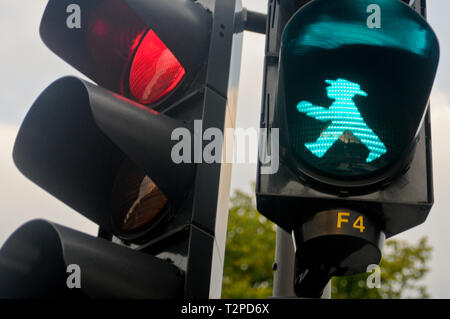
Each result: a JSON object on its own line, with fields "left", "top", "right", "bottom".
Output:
{"left": 337, "top": 212, "right": 366, "bottom": 233}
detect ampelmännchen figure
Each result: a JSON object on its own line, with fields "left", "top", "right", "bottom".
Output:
{"left": 296, "top": 78, "right": 387, "bottom": 163}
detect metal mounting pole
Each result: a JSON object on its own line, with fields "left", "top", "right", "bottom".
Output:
{"left": 272, "top": 227, "right": 331, "bottom": 298}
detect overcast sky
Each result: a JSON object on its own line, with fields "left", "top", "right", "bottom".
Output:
{"left": 0, "top": 0, "right": 449, "bottom": 298}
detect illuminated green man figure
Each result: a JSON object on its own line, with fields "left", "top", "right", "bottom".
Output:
{"left": 297, "top": 78, "right": 387, "bottom": 163}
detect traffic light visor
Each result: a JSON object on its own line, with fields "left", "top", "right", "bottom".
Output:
{"left": 40, "top": 0, "right": 210, "bottom": 106}
{"left": 13, "top": 77, "right": 194, "bottom": 239}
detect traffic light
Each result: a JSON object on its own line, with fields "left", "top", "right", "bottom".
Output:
{"left": 257, "top": 0, "right": 439, "bottom": 297}
{"left": 0, "top": 0, "right": 244, "bottom": 298}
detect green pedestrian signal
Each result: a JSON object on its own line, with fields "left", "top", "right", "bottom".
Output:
{"left": 277, "top": 0, "right": 439, "bottom": 185}
{"left": 297, "top": 78, "right": 387, "bottom": 163}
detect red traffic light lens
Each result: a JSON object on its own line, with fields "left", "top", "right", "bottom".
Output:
{"left": 129, "top": 30, "right": 186, "bottom": 105}
{"left": 86, "top": 0, "right": 185, "bottom": 105}
{"left": 86, "top": 0, "right": 148, "bottom": 95}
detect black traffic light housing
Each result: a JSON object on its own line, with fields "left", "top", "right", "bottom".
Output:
{"left": 13, "top": 77, "right": 195, "bottom": 241}
{"left": 0, "top": 220, "right": 183, "bottom": 299}
{"left": 0, "top": 0, "right": 244, "bottom": 298}
{"left": 257, "top": 0, "right": 438, "bottom": 297}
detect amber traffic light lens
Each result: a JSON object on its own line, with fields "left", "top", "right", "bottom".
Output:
{"left": 111, "top": 159, "right": 168, "bottom": 232}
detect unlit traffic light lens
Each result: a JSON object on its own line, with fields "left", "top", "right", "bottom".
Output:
{"left": 111, "top": 159, "right": 168, "bottom": 233}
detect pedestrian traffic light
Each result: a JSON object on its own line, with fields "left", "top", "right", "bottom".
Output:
{"left": 0, "top": 0, "right": 244, "bottom": 298}
{"left": 281, "top": 0, "right": 438, "bottom": 188}
{"left": 257, "top": 0, "right": 439, "bottom": 297}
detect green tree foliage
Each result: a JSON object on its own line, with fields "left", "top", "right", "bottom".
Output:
{"left": 222, "top": 189, "right": 276, "bottom": 299}
{"left": 332, "top": 237, "right": 432, "bottom": 299}
{"left": 222, "top": 188, "right": 432, "bottom": 299}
